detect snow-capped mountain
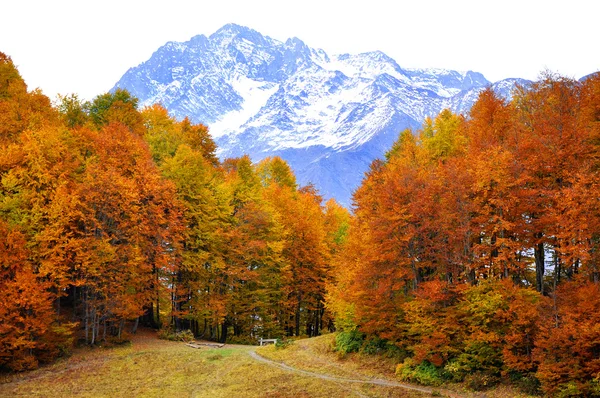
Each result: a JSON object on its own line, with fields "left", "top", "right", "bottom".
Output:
{"left": 113, "top": 23, "right": 529, "bottom": 206}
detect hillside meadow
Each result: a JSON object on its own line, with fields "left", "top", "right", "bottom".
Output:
{"left": 0, "top": 329, "right": 536, "bottom": 397}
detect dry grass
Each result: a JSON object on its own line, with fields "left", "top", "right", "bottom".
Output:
{"left": 257, "top": 334, "right": 538, "bottom": 398}
{"left": 257, "top": 334, "right": 400, "bottom": 380}
{"left": 0, "top": 330, "right": 536, "bottom": 397}
{"left": 0, "top": 330, "right": 426, "bottom": 397}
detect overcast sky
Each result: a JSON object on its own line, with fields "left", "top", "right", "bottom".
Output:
{"left": 1, "top": 0, "right": 598, "bottom": 101}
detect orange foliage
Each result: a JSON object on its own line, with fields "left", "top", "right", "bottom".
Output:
{"left": 0, "top": 222, "right": 62, "bottom": 371}
{"left": 535, "top": 281, "right": 600, "bottom": 395}
{"left": 328, "top": 73, "right": 600, "bottom": 392}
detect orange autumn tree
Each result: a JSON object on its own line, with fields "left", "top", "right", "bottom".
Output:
{"left": 321, "top": 199, "right": 351, "bottom": 331}
{"left": 144, "top": 105, "right": 232, "bottom": 338}
{"left": 142, "top": 106, "right": 339, "bottom": 342}
{"left": 1, "top": 52, "right": 344, "bottom": 370}
{"left": 534, "top": 280, "right": 600, "bottom": 396}
{"left": 0, "top": 59, "right": 184, "bottom": 350}
{"left": 259, "top": 157, "right": 330, "bottom": 337}
{"left": 329, "top": 74, "right": 600, "bottom": 393}
{"left": 219, "top": 156, "right": 286, "bottom": 340}
{"left": 72, "top": 122, "right": 182, "bottom": 342}
{"left": 510, "top": 75, "right": 585, "bottom": 294}
{"left": 0, "top": 222, "right": 63, "bottom": 371}
{"left": 532, "top": 74, "right": 600, "bottom": 396}
{"left": 0, "top": 53, "right": 76, "bottom": 369}
{"left": 161, "top": 143, "right": 232, "bottom": 338}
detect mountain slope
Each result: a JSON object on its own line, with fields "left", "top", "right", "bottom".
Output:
{"left": 113, "top": 23, "right": 529, "bottom": 206}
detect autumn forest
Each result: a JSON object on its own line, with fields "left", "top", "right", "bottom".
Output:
{"left": 1, "top": 52, "right": 600, "bottom": 396}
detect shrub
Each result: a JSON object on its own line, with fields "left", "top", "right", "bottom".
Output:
{"left": 447, "top": 341, "right": 503, "bottom": 381}
{"left": 275, "top": 338, "right": 293, "bottom": 349}
{"left": 442, "top": 359, "right": 464, "bottom": 382}
{"left": 360, "top": 336, "right": 409, "bottom": 362}
{"left": 35, "top": 322, "right": 77, "bottom": 363}
{"left": 226, "top": 335, "right": 257, "bottom": 345}
{"left": 106, "top": 331, "right": 132, "bottom": 346}
{"left": 5, "top": 355, "right": 38, "bottom": 372}
{"left": 510, "top": 372, "right": 541, "bottom": 395}
{"left": 360, "top": 336, "right": 387, "bottom": 355}
{"left": 464, "top": 372, "right": 500, "bottom": 391}
{"left": 334, "top": 330, "right": 364, "bottom": 355}
{"left": 555, "top": 382, "right": 583, "bottom": 398}
{"left": 396, "top": 358, "right": 444, "bottom": 386}
{"left": 176, "top": 329, "right": 194, "bottom": 342}
{"left": 158, "top": 327, "right": 194, "bottom": 342}
{"left": 554, "top": 380, "right": 600, "bottom": 398}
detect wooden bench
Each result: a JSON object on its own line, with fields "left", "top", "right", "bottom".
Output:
{"left": 259, "top": 338, "right": 277, "bottom": 346}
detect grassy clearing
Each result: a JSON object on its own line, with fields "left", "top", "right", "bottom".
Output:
{"left": 0, "top": 330, "right": 535, "bottom": 397}
{"left": 257, "top": 334, "right": 537, "bottom": 398}
{"left": 0, "top": 330, "right": 425, "bottom": 397}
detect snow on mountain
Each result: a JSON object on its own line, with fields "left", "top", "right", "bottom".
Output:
{"left": 112, "top": 23, "right": 530, "bottom": 207}
{"left": 209, "top": 76, "right": 279, "bottom": 139}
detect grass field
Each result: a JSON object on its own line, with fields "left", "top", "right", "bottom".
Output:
{"left": 0, "top": 330, "right": 532, "bottom": 397}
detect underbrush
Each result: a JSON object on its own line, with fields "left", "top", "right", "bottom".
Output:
{"left": 103, "top": 331, "right": 133, "bottom": 347}
{"left": 157, "top": 328, "right": 194, "bottom": 342}
{"left": 226, "top": 335, "right": 257, "bottom": 345}
{"left": 395, "top": 358, "right": 444, "bottom": 386}
{"left": 332, "top": 331, "right": 538, "bottom": 395}
{"left": 275, "top": 337, "right": 294, "bottom": 349}
{"left": 510, "top": 372, "right": 542, "bottom": 395}
{"left": 334, "top": 330, "right": 408, "bottom": 361}
{"left": 334, "top": 329, "right": 363, "bottom": 356}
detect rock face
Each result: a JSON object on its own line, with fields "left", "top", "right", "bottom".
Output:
{"left": 113, "top": 23, "right": 529, "bottom": 206}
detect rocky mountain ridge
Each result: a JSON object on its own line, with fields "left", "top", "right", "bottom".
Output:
{"left": 113, "top": 23, "right": 530, "bottom": 206}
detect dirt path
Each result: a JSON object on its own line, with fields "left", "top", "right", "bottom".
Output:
{"left": 248, "top": 350, "right": 465, "bottom": 397}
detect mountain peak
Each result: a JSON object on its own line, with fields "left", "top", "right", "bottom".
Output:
{"left": 112, "top": 25, "right": 530, "bottom": 207}
{"left": 285, "top": 37, "right": 306, "bottom": 47}
{"left": 283, "top": 37, "right": 312, "bottom": 63}
{"left": 362, "top": 50, "right": 395, "bottom": 63}
{"left": 211, "top": 23, "right": 251, "bottom": 36}
{"left": 209, "top": 23, "right": 275, "bottom": 52}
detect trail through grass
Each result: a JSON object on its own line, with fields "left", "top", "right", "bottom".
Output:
{"left": 255, "top": 335, "right": 535, "bottom": 398}
{"left": 0, "top": 330, "right": 532, "bottom": 397}
{"left": 0, "top": 330, "right": 426, "bottom": 397}
{"left": 248, "top": 350, "right": 435, "bottom": 393}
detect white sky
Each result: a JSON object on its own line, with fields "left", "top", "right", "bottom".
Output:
{"left": 1, "top": 0, "right": 598, "bottom": 101}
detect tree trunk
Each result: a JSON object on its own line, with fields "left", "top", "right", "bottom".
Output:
{"left": 315, "top": 305, "right": 321, "bottom": 337}
{"left": 132, "top": 317, "right": 140, "bottom": 334}
{"left": 156, "top": 283, "right": 161, "bottom": 327}
{"left": 72, "top": 285, "right": 78, "bottom": 323}
{"left": 534, "top": 242, "right": 545, "bottom": 294}
{"left": 95, "top": 312, "right": 101, "bottom": 344}
{"left": 295, "top": 292, "right": 301, "bottom": 337}
{"left": 198, "top": 319, "right": 207, "bottom": 339}
{"left": 411, "top": 261, "right": 420, "bottom": 289}
{"left": 91, "top": 309, "right": 97, "bottom": 345}
{"left": 467, "top": 268, "right": 476, "bottom": 285}
{"left": 56, "top": 294, "right": 61, "bottom": 322}
{"left": 220, "top": 321, "right": 228, "bottom": 344}
{"left": 553, "top": 250, "right": 561, "bottom": 287}
{"left": 118, "top": 318, "right": 125, "bottom": 339}
{"left": 85, "top": 297, "right": 89, "bottom": 344}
